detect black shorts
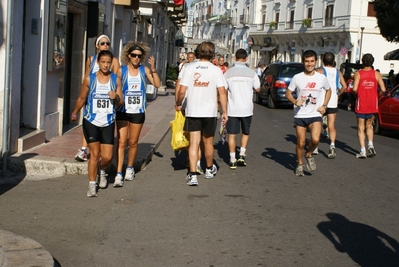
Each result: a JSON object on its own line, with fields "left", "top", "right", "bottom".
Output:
{"left": 83, "top": 119, "right": 115, "bottom": 144}
{"left": 226, "top": 116, "right": 252, "bottom": 135}
{"left": 325, "top": 108, "right": 338, "bottom": 115}
{"left": 116, "top": 112, "right": 145, "bottom": 124}
{"left": 184, "top": 117, "right": 217, "bottom": 136}
{"left": 294, "top": 117, "right": 322, "bottom": 127}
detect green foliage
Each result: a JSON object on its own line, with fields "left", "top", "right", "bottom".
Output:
{"left": 373, "top": 0, "right": 399, "bottom": 42}
{"left": 269, "top": 21, "right": 277, "bottom": 28}
{"left": 302, "top": 18, "right": 312, "bottom": 27}
{"left": 166, "top": 63, "right": 178, "bottom": 81}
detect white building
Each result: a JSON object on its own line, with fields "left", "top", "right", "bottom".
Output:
{"left": 186, "top": 0, "right": 398, "bottom": 73}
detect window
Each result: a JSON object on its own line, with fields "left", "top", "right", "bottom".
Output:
{"left": 325, "top": 4, "right": 334, "bottom": 26}
{"left": 307, "top": 7, "right": 313, "bottom": 19}
{"left": 288, "top": 10, "right": 294, "bottom": 29}
{"left": 275, "top": 12, "right": 280, "bottom": 29}
{"left": 367, "top": 2, "right": 376, "bottom": 17}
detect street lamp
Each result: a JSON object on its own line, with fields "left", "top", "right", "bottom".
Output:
{"left": 359, "top": 27, "right": 365, "bottom": 59}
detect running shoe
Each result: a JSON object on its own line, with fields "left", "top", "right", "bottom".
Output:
{"left": 87, "top": 183, "right": 97, "bottom": 197}
{"left": 99, "top": 171, "right": 108, "bottom": 188}
{"left": 124, "top": 168, "right": 135, "bottom": 181}
{"left": 313, "top": 147, "right": 319, "bottom": 155}
{"left": 229, "top": 161, "right": 237, "bottom": 170}
{"left": 186, "top": 174, "right": 198, "bottom": 186}
{"left": 196, "top": 161, "right": 204, "bottom": 174}
{"left": 328, "top": 147, "right": 336, "bottom": 159}
{"left": 305, "top": 156, "right": 316, "bottom": 171}
{"left": 75, "top": 149, "right": 88, "bottom": 162}
{"left": 237, "top": 155, "right": 247, "bottom": 166}
{"left": 367, "top": 146, "right": 376, "bottom": 157}
{"left": 113, "top": 174, "right": 124, "bottom": 187}
{"left": 295, "top": 165, "right": 304, "bottom": 176}
{"left": 204, "top": 164, "right": 217, "bottom": 179}
{"left": 356, "top": 150, "right": 367, "bottom": 159}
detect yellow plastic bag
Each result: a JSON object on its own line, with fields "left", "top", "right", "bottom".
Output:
{"left": 170, "top": 111, "right": 190, "bottom": 150}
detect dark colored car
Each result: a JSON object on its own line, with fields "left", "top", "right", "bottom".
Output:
{"left": 374, "top": 85, "right": 399, "bottom": 134}
{"left": 254, "top": 62, "right": 305, "bottom": 108}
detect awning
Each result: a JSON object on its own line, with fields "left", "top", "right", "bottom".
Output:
{"left": 260, "top": 46, "right": 276, "bottom": 52}
{"left": 384, "top": 49, "right": 399, "bottom": 60}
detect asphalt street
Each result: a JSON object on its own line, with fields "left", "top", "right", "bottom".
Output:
{"left": 0, "top": 103, "right": 399, "bottom": 266}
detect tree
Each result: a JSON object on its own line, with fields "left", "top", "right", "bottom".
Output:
{"left": 373, "top": 0, "right": 399, "bottom": 42}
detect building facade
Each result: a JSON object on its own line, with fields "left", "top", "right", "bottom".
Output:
{"left": 0, "top": 0, "right": 185, "bottom": 168}
{"left": 187, "top": 0, "right": 397, "bottom": 73}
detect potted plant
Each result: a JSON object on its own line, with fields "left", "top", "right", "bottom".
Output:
{"left": 302, "top": 18, "right": 312, "bottom": 27}
{"left": 269, "top": 21, "right": 277, "bottom": 29}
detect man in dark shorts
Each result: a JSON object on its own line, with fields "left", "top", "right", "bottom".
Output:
{"left": 224, "top": 49, "right": 260, "bottom": 169}
{"left": 176, "top": 41, "right": 228, "bottom": 186}
{"left": 352, "top": 53, "right": 386, "bottom": 158}
{"left": 286, "top": 50, "right": 331, "bottom": 176}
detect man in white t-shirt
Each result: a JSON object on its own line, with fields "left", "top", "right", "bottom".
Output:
{"left": 316, "top": 52, "right": 347, "bottom": 159}
{"left": 286, "top": 50, "right": 331, "bottom": 176}
{"left": 224, "top": 49, "right": 260, "bottom": 169}
{"left": 176, "top": 42, "right": 228, "bottom": 186}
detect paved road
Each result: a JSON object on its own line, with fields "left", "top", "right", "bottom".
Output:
{"left": 0, "top": 103, "right": 398, "bottom": 266}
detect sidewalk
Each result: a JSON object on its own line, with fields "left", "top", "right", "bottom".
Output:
{"left": 1, "top": 88, "right": 175, "bottom": 266}
{"left": 7, "top": 88, "right": 176, "bottom": 179}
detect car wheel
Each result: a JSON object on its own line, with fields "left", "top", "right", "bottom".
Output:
{"left": 267, "top": 94, "right": 275, "bottom": 109}
{"left": 373, "top": 114, "right": 382, "bottom": 134}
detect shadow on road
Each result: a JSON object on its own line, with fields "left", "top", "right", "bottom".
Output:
{"left": 317, "top": 213, "right": 399, "bottom": 267}
{"left": 261, "top": 148, "right": 297, "bottom": 172}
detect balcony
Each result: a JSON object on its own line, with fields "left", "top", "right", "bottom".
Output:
{"left": 209, "top": 14, "right": 219, "bottom": 23}
{"left": 239, "top": 14, "right": 249, "bottom": 25}
{"left": 114, "top": 0, "right": 139, "bottom": 9}
{"left": 257, "top": 24, "right": 264, "bottom": 31}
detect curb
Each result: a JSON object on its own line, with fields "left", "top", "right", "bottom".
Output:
{"left": 0, "top": 230, "right": 54, "bottom": 267}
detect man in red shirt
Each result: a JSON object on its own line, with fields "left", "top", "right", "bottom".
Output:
{"left": 218, "top": 56, "right": 227, "bottom": 74}
{"left": 353, "top": 53, "right": 386, "bottom": 158}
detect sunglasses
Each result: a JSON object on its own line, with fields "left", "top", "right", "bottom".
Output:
{"left": 130, "top": 53, "right": 142, "bottom": 59}
{"left": 100, "top": 42, "right": 110, "bottom": 46}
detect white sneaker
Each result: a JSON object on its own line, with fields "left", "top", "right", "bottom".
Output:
{"left": 186, "top": 174, "right": 198, "bottom": 186}
{"left": 87, "top": 183, "right": 97, "bottom": 197}
{"left": 99, "top": 171, "right": 108, "bottom": 188}
{"left": 313, "top": 147, "right": 319, "bottom": 155}
{"left": 196, "top": 161, "right": 204, "bottom": 174}
{"left": 113, "top": 174, "right": 124, "bottom": 187}
{"left": 356, "top": 150, "right": 367, "bottom": 159}
{"left": 124, "top": 168, "right": 135, "bottom": 181}
{"left": 204, "top": 164, "right": 217, "bottom": 179}
{"left": 367, "top": 146, "right": 376, "bottom": 157}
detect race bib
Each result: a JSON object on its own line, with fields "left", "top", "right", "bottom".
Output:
{"left": 125, "top": 91, "right": 143, "bottom": 113}
{"left": 93, "top": 94, "right": 113, "bottom": 114}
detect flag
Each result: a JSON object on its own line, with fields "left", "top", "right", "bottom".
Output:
{"left": 174, "top": 0, "right": 184, "bottom": 5}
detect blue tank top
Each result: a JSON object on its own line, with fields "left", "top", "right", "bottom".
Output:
{"left": 83, "top": 72, "right": 118, "bottom": 127}
{"left": 118, "top": 65, "right": 147, "bottom": 114}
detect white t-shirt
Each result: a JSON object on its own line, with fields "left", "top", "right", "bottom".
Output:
{"left": 323, "top": 67, "right": 338, "bottom": 108}
{"left": 224, "top": 62, "right": 260, "bottom": 117}
{"left": 180, "top": 61, "right": 227, "bottom": 117}
{"left": 288, "top": 72, "right": 330, "bottom": 118}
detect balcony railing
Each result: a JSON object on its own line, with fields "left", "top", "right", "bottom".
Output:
{"left": 257, "top": 24, "right": 264, "bottom": 31}
{"left": 239, "top": 15, "right": 249, "bottom": 25}
{"left": 324, "top": 17, "right": 334, "bottom": 27}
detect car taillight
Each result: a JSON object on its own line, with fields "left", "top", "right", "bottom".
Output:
{"left": 274, "top": 80, "right": 287, "bottom": 88}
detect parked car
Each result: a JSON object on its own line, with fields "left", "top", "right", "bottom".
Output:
{"left": 373, "top": 85, "right": 399, "bottom": 134}
{"left": 254, "top": 62, "right": 304, "bottom": 108}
